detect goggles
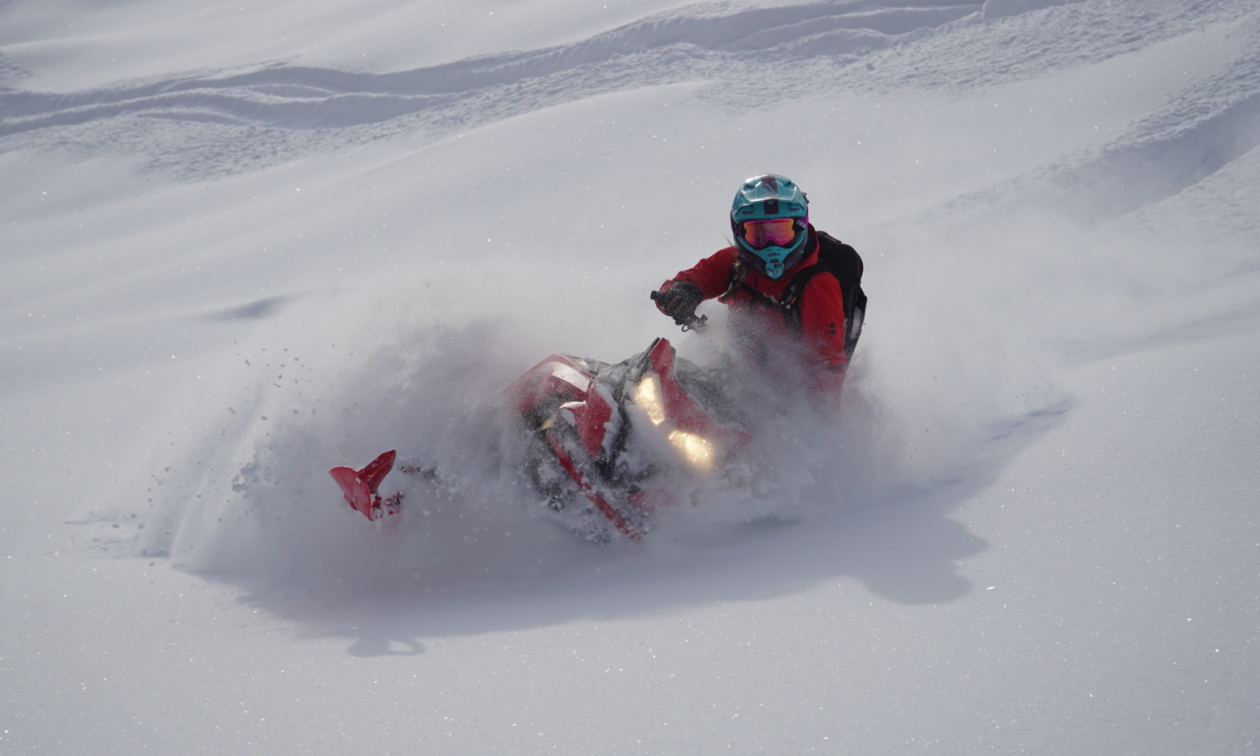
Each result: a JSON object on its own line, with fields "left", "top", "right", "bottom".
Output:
{"left": 740, "top": 218, "right": 798, "bottom": 249}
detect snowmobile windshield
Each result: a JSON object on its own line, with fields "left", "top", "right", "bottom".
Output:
{"left": 741, "top": 218, "right": 797, "bottom": 249}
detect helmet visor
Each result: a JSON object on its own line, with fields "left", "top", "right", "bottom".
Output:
{"left": 741, "top": 218, "right": 798, "bottom": 249}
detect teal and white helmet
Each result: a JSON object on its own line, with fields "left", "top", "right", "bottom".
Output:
{"left": 730, "top": 174, "right": 810, "bottom": 280}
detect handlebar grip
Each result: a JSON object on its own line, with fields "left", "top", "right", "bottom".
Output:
{"left": 651, "top": 289, "right": 707, "bottom": 332}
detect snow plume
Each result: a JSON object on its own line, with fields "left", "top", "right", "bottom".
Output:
{"left": 130, "top": 308, "right": 792, "bottom": 591}
{"left": 121, "top": 258, "right": 1059, "bottom": 596}
{"left": 126, "top": 283, "right": 557, "bottom": 593}
{"left": 95, "top": 177, "right": 1091, "bottom": 601}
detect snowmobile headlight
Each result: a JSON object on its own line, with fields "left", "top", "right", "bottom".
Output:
{"left": 632, "top": 375, "right": 666, "bottom": 426}
{"left": 667, "top": 429, "right": 715, "bottom": 471}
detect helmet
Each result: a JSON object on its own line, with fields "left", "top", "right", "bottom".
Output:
{"left": 729, "top": 174, "right": 810, "bottom": 280}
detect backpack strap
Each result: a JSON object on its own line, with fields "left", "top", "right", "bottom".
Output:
{"left": 722, "top": 231, "right": 868, "bottom": 357}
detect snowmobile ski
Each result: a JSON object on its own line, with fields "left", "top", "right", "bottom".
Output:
{"left": 329, "top": 450, "right": 402, "bottom": 521}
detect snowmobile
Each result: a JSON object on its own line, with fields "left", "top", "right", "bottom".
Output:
{"left": 329, "top": 311, "right": 752, "bottom": 540}
{"left": 500, "top": 331, "right": 753, "bottom": 539}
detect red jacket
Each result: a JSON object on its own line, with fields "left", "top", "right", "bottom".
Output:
{"left": 660, "top": 227, "right": 847, "bottom": 395}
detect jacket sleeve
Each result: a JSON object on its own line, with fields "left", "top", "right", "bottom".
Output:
{"left": 799, "top": 273, "right": 848, "bottom": 395}
{"left": 659, "top": 247, "right": 739, "bottom": 300}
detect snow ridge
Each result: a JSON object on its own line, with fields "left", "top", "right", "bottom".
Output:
{"left": 1056, "top": 43, "right": 1260, "bottom": 224}
{"left": 0, "top": 2, "right": 983, "bottom": 128}
{"left": 0, "top": 1, "right": 985, "bottom": 175}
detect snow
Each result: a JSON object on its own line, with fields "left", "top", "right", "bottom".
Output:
{"left": 2, "top": 0, "right": 1259, "bottom": 753}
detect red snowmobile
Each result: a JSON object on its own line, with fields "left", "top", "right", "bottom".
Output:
{"left": 330, "top": 327, "right": 751, "bottom": 541}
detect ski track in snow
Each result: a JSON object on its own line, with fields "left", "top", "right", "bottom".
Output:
{"left": 3, "top": 0, "right": 1237, "bottom": 181}
{"left": 0, "top": 1, "right": 986, "bottom": 179}
{"left": 921, "top": 10, "right": 1260, "bottom": 228}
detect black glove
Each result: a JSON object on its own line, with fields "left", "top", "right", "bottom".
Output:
{"left": 652, "top": 282, "right": 703, "bottom": 323}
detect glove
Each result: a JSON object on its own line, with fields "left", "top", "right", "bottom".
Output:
{"left": 652, "top": 281, "right": 703, "bottom": 322}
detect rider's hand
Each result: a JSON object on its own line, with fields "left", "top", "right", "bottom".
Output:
{"left": 653, "top": 282, "right": 703, "bottom": 322}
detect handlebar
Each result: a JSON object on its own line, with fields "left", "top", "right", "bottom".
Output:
{"left": 650, "top": 290, "right": 708, "bottom": 332}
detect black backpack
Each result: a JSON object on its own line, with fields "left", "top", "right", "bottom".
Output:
{"left": 727, "top": 230, "right": 867, "bottom": 357}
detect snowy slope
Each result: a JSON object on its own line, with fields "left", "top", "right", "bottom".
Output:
{"left": 2, "top": 0, "right": 1259, "bottom": 753}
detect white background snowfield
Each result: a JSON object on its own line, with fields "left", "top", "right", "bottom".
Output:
{"left": 2, "top": 0, "right": 1258, "bottom": 753}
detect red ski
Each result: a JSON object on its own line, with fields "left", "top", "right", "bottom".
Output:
{"left": 329, "top": 450, "right": 402, "bottom": 521}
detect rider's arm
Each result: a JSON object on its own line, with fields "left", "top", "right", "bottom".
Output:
{"left": 659, "top": 247, "right": 740, "bottom": 299}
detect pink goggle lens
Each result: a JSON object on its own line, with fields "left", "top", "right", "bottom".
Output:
{"left": 742, "top": 218, "right": 797, "bottom": 248}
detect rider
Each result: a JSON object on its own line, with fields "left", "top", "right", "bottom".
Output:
{"left": 653, "top": 174, "right": 866, "bottom": 400}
